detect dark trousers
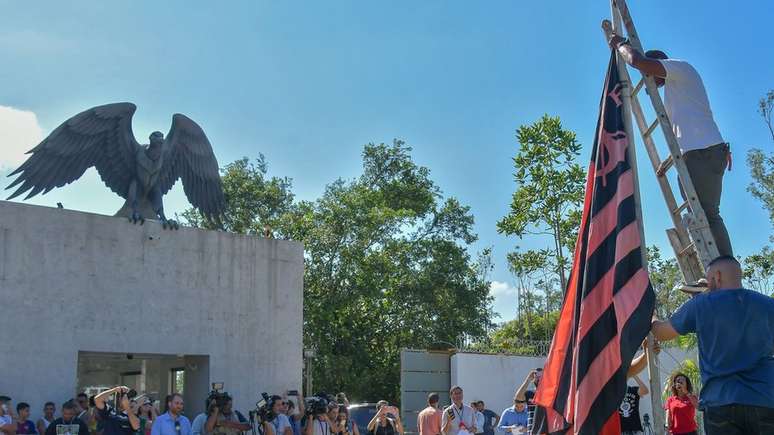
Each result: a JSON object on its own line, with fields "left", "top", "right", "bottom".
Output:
{"left": 680, "top": 143, "right": 733, "bottom": 257}
{"left": 704, "top": 404, "right": 774, "bottom": 435}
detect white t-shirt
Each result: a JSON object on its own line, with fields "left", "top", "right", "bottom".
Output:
{"left": 441, "top": 404, "right": 475, "bottom": 435}
{"left": 472, "top": 411, "right": 484, "bottom": 434}
{"left": 658, "top": 59, "right": 724, "bottom": 153}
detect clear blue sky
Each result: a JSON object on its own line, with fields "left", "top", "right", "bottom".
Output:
{"left": 1, "top": 1, "right": 772, "bottom": 322}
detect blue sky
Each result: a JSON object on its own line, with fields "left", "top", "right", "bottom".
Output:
{"left": 1, "top": 1, "right": 772, "bottom": 322}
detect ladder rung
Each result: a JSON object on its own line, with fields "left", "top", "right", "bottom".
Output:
{"left": 679, "top": 241, "right": 696, "bottom": 257}
{"left": 632, "top": 78, "right": 645, "bottom": 98}
{"left": 673, "top": 200, "right": 689, "bottom": 216}
{"left": 656, "top": 155, "right": 673, "bottom": 176}
{"left": 644, "top": 118, "right": 659, "bottom": 138}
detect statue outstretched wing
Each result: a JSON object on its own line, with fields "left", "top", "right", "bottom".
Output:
{"left": 6, "top": 102, "right": 140, "bottom": 200}
{"left": 158, "top": 114, "right": 225, "bottom": 220}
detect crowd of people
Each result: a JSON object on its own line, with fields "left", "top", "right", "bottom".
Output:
{"left": 0, "top": 390, "right": 393, "bottom": 435}
{"left": 3, "top": 257, "right": 771, "bottom": 435}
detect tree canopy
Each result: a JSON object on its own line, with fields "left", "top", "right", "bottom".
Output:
{"left": 184, "top": 140, "right": 493, "bottom": 403}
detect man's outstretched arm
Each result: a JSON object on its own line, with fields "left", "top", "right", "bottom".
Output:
{"left": 607, "top": 33, "right": 666, "bottom": 78}
{"left": 651, "top": 317, "right": 680, "bottom": 342}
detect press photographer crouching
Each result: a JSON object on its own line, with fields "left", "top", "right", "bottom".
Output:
{"left": 94, "top": 386, "right": 140, "bottom": 435}
{"left": 205, "top": 391, "right": 251, "bottom": 435}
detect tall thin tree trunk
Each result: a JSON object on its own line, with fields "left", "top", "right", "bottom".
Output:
{"left": 553, "top": 213, "right": 568, "bottom": 294}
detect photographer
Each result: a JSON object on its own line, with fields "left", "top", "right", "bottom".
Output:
{"left": 333, "top": 406, "right": 357, "bottom": 435}
{"left": 267, "top": 397, "right": 292, "bottom": 435}
{"left": 135, "top": 398, "right": 158, "bottom": 435}
{"left": 283, "top": 393, "right": 304, "bottom": 435}
{"left": 94, "top": 386, "right": 140, "bottom": 435}
{"left": 367, "top": 402, "right": 403, "bottom": 435}
{"left": 205, "top": 396, "right": 250, "bottom": 435}
{"left": 303, "top": 401, "right": 332, "bottom": 435}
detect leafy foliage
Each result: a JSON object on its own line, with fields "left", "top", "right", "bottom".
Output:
{"left": 647, "top": 246, "right": 687, "bottom": 320}
{"left": 181, "top": 155, "right": 294, "bottom": 235}
{"left": 498, "top": 115, "right": 585, "bottom": 294}
{"left": 472, "top": 311, "right": 558, "bottom": 354}
{"left": 742, "top": 246, "right": 774, "bottom": 296}
{"left": 185, "top": 141, "right": 494, "bottom": 403}
{"left": 747, "top": 90, "right": 774, "bottom": 239}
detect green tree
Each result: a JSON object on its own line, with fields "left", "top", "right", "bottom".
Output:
{"left": 647, "top": 246, "right": 687, "bottom": 320}
{"left": 181, "top": 155, "right": 294, "bottom": 235}
{"left": 743, "top": 90, "right": 774, "bottom": 295}
{"left": 742, "top": 246, "right": 774, "bottom": 295}
{"left": 185, "top": 143, "right": 493, "bottom": 403}
{"left": 498, "top": 115, "right": 585, "bottom": 293}
{"left": 747, "top": 90, "right": 774, "bottom": 236}
{"left": 279, "top": 141, "right": 493, "bottom": 402}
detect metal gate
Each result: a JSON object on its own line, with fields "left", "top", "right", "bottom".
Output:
{"left": 400, "top": 349, "right": 452, "bottom": 435}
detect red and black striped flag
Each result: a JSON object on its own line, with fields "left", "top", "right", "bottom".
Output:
{"left": 531, "top": 53, "right": 656, "bottom": 435}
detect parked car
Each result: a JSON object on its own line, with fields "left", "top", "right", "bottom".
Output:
{"left": 348, "top": 403, "right": 378, "bottom": 435}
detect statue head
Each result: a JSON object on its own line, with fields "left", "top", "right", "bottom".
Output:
{"left": 149, "top": 131, "right": 164, "bottom": 146}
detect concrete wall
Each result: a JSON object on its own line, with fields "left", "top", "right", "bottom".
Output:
{"left": 0, "top": 200, "right": 304, "bottom": 420}
{"left": 451, "top": 352, "right": 545, "bottom": 415}
{"left": 448, "top": 349, "right": 697, "bottom": 429}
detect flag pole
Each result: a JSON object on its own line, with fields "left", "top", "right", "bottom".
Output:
{"left": 609, "top": 1, "right": 665, "bottom": 433}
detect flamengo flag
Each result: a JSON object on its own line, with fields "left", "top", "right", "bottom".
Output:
{"left": 531, "top": 53, "right": 656, "bottom": 435}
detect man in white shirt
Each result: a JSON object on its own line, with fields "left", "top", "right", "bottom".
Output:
{"left": 441, "top": 387, "right": 476, "bottom": 435}
{"left": 607, "top": 31, "right": 733, "bottom": 257}
{"left": 470, "top": 402, "right": 484, "bottom": 435}
{"left": 0, "top": 397, "right": 15, "bottom": 435}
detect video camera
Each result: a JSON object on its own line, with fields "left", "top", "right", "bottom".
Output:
{"left": 250, "top": 393, "right": 277, "bottom": 424}
{"left": 305, "top": 392, "right": 334, "bottom": 416}
{"left": 208, "top": 382, "right": 231, "bottom": 411}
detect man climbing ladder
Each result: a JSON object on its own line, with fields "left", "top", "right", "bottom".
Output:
{"left": 606, "top": 30, "right": 734, "bottom": 257}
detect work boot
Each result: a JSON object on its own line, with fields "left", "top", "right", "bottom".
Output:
{"left": 676, "top": 278, "right": 708, "bottom": 296}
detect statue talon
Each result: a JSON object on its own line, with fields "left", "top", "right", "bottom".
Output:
{"left": 130, "top": 211, "right": 145, "bottom": 225}
{"left": 161, "top": 218, "right": 179, "bottom": 230}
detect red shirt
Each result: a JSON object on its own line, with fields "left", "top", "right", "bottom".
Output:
{"left": 665, "top": 395, "right": 698, "bottom": 434}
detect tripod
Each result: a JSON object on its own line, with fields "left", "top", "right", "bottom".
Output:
{"left": 642, "top": 413, "right": 654, "bottom": 435}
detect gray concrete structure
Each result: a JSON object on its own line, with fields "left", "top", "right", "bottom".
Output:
{"left": 0, "top": 200, "right": 303, "bottom": 420}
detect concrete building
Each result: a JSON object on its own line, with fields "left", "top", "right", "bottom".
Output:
{"left": 0, "top": 200, "right": 303, "bottom": 420}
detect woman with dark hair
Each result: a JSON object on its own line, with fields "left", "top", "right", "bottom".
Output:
{"left": 367, "top": 402, "right": 403, "bottom": 435}
{"left": 136, "top": 398, "right": 158, "bottom": 435}
{"left": 333, "top": 405, "right": 359, "bottom": 435}
{"left": 664, "top": 373, "right": 698, "bottom": 435}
